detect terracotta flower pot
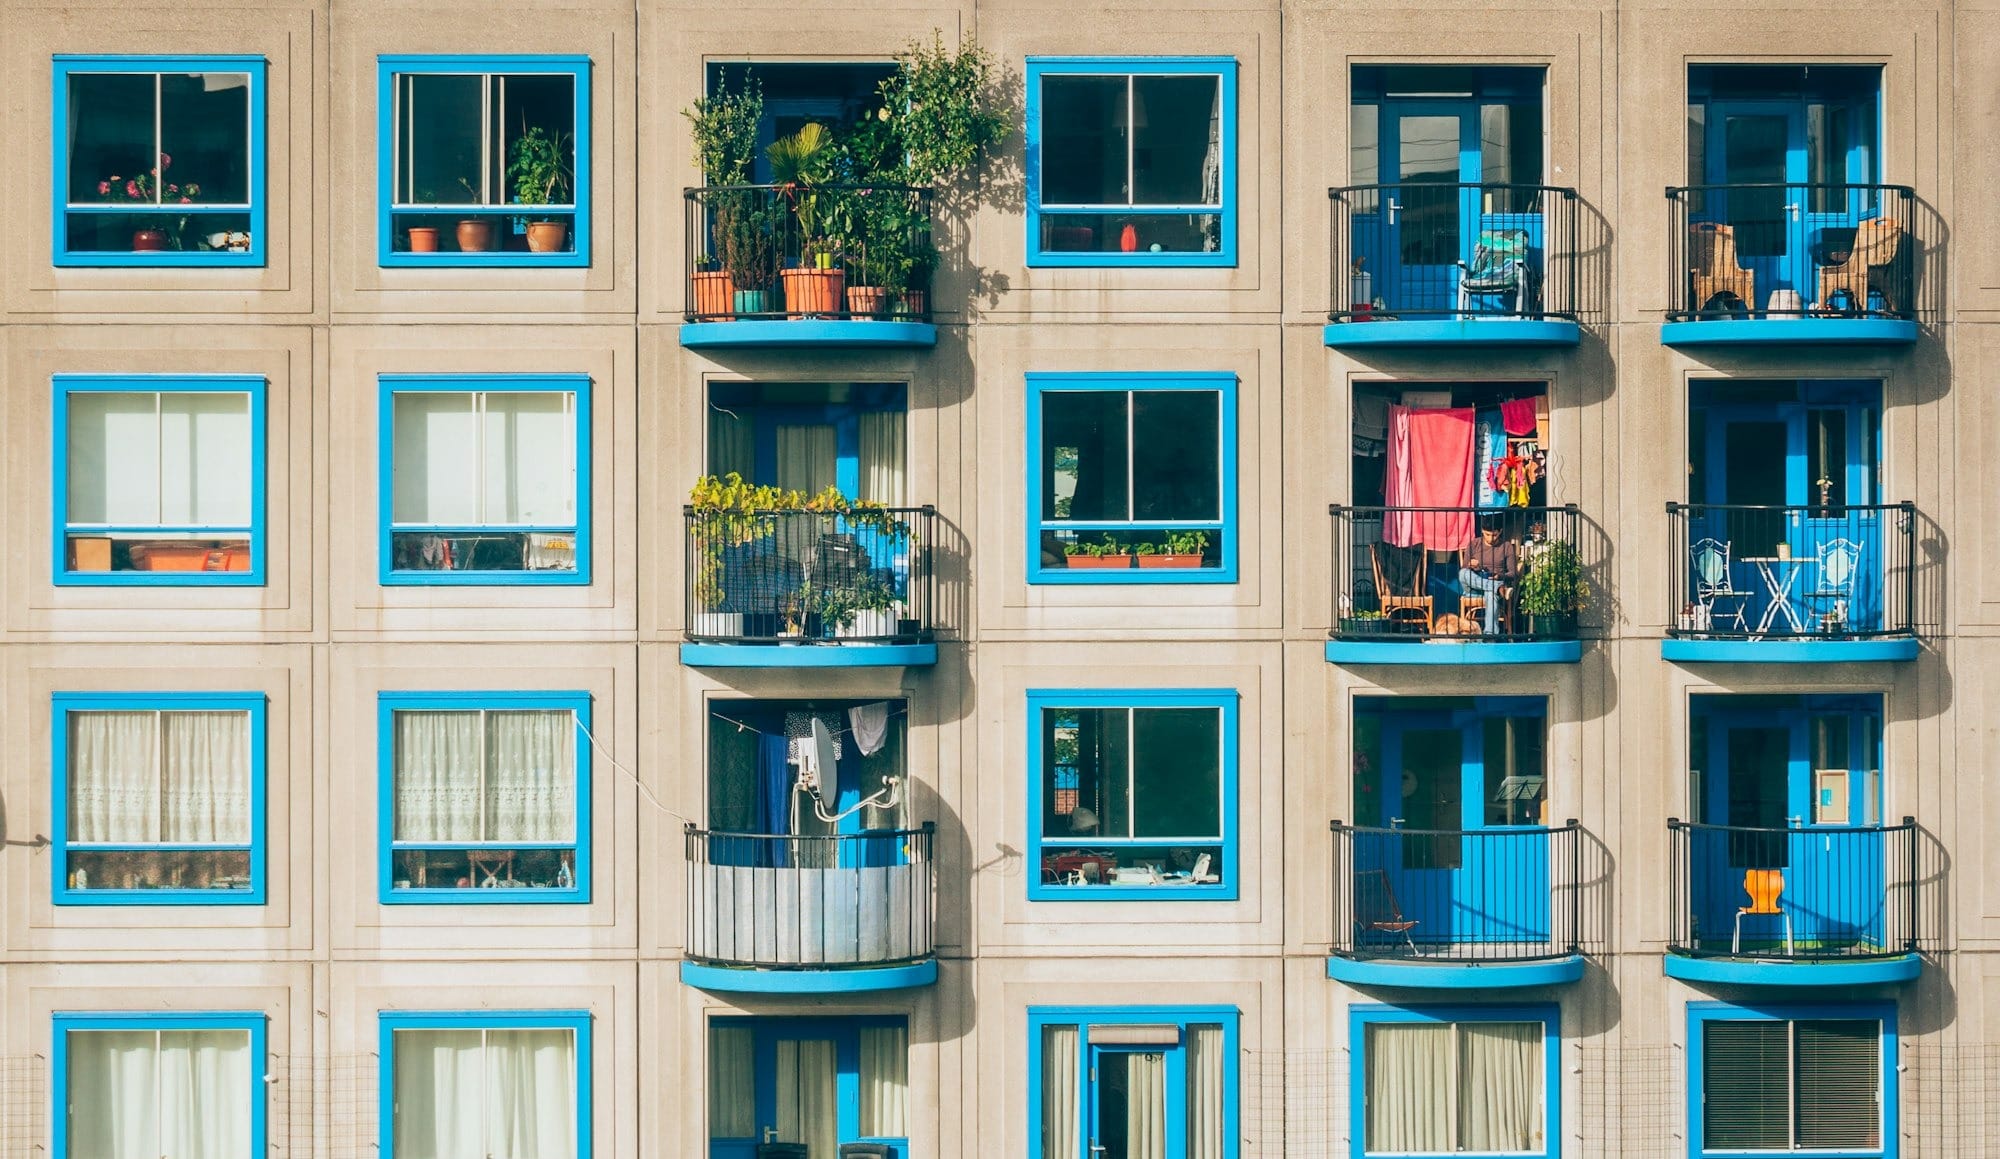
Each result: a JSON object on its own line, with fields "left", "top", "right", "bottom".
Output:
{"left": 780, "top": 267, "right": 846, "bottom": 318}
{"left": 1135, "top": 554, "right": 1203, "bottom": 569}
{"left": 846, "top": 285, "right": 890, "bottom": 318}
{"left": 131, "top": 229, "right": 167, "bottom": 252}
{"left": 692, "top": 270, "right": 736, "bottom": 319}
{"left": 406, "top": 227, "right": 440, "bottom": 253}
{"left": 897, "top": 289, "right": 929, "bottom": 320}
{"left": 524, "top": 221, "right": 569, "bottom": 253}
{"left": 455, "top": 219, "right": 495, "bottom": 253}
{"left": 1064, "top": 555, "right": 1133, "bottom": 570}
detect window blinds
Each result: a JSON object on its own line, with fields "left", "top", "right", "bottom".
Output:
{"left": 392, "top": 392, "right": 575, "bottom": 526}
{"left": 68, "top": 392, "right": 253, "bottom": 528}
{"left": 1702, "top": 1018, "right": 1880, "bottom": 1152}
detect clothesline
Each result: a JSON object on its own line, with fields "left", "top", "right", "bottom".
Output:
{"left": 710, "top": 703, "right": 909, "bottom": 741}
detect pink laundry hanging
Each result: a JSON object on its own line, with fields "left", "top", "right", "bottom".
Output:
{"left": 1383, "top": 405, "right": 1418, "bottom": 546}
{"left": 1500, "top": 397, "right": 1539, "bottom": 437}
{"left": 1384, "top": 404, "right": 1475, "bottom": 549}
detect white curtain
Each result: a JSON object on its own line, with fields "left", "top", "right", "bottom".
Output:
{"left": 393, "top": 711, "right": 483, "bottom": 842}
{"left": 1365, "top": 1023, "right": 1455, "bottom": 1153}
{"left": 393, "top": 1027, "right": 576, "bottom": 1159}
{"left": 1186, "top": 1025, "right": 1226, "bottom": 1159}
{"left": 483, "top": 393, "right": 574, "bottom": 525}
{"left": 776, "top": 425, "right": 838, "bottom": 495}
{"left": 1124, "top": 1052, "right": 1168, "bottom": 1159}
{"left": 67, "top": 1028, "right": 252, "bottom": 1159}
{"left": 1458, "top": 1022, "right": 1542, "bottom": 1153}
{"left": 707, "top": 1026, "right": 755, "bottom": 1138}
{"left": 68, "top": 391, "right": 252, "bottom": 528}
{"left": 859, "top": 1025, "right": 909, "bottom": 1138}
{"left": 483, "top": 711, "right": 575, "bottom": 843}
{"left": 776, "top": 1039, "right": 838, "bottom": 1158}
{"left": 1041, "top": 1025, "right": 1080, "bottom": 1159}
{"left": 858, "top": 411, "right": 907, "bottom": 505}
{"left": 708, "top": 408, "right": 756, "bottom": 481}
{"left": 485, "top": 1029, "right": 578, "bottom": 1159}
{"left": 68, "top": 711, "right": 250, "bottom": 845}
{"left": 395, "top": 710, "right": 571, "bottom": 843}
{"left": 393, "top": 391, "right": 573, "bottom": 526}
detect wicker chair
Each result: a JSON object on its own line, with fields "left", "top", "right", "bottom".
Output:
{"left": 1688, "top": 223, "right": 1756, "bottom": 315}
{"left": 1815, "top": 217, "right": 1902, "bottom": 316}
{"left": 1370, "top": 542, "right": 1433, "bottom": 633}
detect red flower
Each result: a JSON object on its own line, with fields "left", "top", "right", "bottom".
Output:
{"left": 96, "top": 181, "right": 111, "bottom": 195}
{"left": 159, "top": 152, "right": 171, "bottom": 169}
{"left": 125, "top": 180, "right": 139, "bottom": 198}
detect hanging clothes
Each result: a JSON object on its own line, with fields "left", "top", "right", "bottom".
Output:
{"left": 1475, "top": 409, "right": 1507, "bottom": 509}
{"left": 757, "top": 731, "right": 793, "bottom": 867}
{"left": 1382, "top": 405, "right": 1419, "bottom": 547}
{"left": 848, "top": 702, "right": 891, "bottom": 756}
{"left": 1389, "top": 405, "right": 1477, "bottom": 549}
{"left": 1500, "top": 397, "right": 1539, "bottom": 437}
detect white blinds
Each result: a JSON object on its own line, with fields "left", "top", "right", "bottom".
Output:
{"left": 67, "top": 710, "right": 251, "bottom": 844}
{"left": 392, "top": 392, "right": 575, "bottom": 526}
{"left": 66, "top": 1028, "right": 253, "bottom": 1159}
{"left": 392, "top": 1027, "right": 577, "bottom": 1159}
{"left": 67, "top": 391, "right": 253, "bottom": 528}
{"left": 1364, "top": 1021, "right": 1542, "bottom": 1155}
{"left": 393, "top": 709, "right": 575, "bottom": 843}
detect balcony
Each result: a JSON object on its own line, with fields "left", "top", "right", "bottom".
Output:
{"left": 682, "top": 826, "right": 937, "bottom": 993}
{"left": 1665, "top": 502, "right": 1918, "bottom": 662}
{"left": 1666, "top": 819, "right": 1922, "bottom": 986}
{"left": 1328, "top": 505, "right": 1585, "bottom": 665}
{"left": 1328, "top": 821, "right": 1586, "bottom": 989}
{"left": 1325, "top": 183, "right": 1582, "bottom": 349}
{"left": 681, "top": 504, "right": 938, "bottom": 668}
{"left": 1662, "top": 184, "right": 1924, "bottom": 346}
{"left": 680, "top": 184, "right": 937, "bottom": 350}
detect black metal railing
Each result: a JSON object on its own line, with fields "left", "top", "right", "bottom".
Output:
{"left": 684, "top": 506, "right": 936, "bottom": 645}
{"left": 1666, "top": 502, "right": 1915, "bottom": 640}
{"left": 683, "top": 184, "right": 935, "bottom": 323}
{"left": 1331, "top": 504, "right": 1582, "bottom": 643}
{"left": 1666, "top": 183, "right": 1923, "bottom": 321}
{"left": 1667, "top": 819, "right": 1919, "bottom": 960}
{"left": 1328, "top": 183, "right": 1579, "bottom": 322}
{"left": 1330, "top": 821, "right": 1583, "bottom": 963}
{"left": 684, "top": 825, "right": 935, "bottom": 971}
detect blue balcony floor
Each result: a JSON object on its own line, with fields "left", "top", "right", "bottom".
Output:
{"left": 1663, "top": 952, "right": 1920, "bottom": 986}
{"left": 1327, "top": 953, "right": 1586, "bottom": 989}
{"left": 679, "top": 320, "right": 938, "bottom": 349}
{"left": 1327, "top": 638, "right": 1582, "bottom": 665}
{"left": 1323, "top": 318, "right": 1581, "bottom": 348}
{"left": 680, "top": 642, "right": 938, "bottom": 668}
{"left": 1660, "top": 317, "right": 1918, "bottom": 347}
{"left": 1662, "top": 636, "right": 1918, "bottom": 663}
{"left": 681, "top": 959, "right": 939, "bottom": 994}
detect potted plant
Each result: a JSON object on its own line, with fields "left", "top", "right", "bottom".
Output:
{"left": 767, "top": 123, "right": 845, "bottom": 317}
{"left": 407, "top": 226, "right": 440, "bottom": 252}
{"left": 687, "top": 473, "right": 802, "bottom": 636}
{"left": 1517, "top": 539, "right": 1587, "bottom": 639}
{"left": 684, "top": 71, "right": 766, "bottom": 314}
{"left": 692, "top": 250, "right": 734, "bottom": 319}
{"left": 97, "top": 153, "right": 201, "bottom": 251}
{"left": 1062, "top": 537, "right": 1132, "bottom": 570}
{"left": 452, "top": 179, "right": 495, "bottom": 252}
{"left": 1340, "top": 610, "right": 1393, "bottom": 636}
{"left": 1135, "top": 529, "right": 1209, "bottom": 569}
{"left": 507, "top": 124, "right": 574, "bottom": 253}
{"left": 843, "top": 575, "right": 901, "bottom": 638}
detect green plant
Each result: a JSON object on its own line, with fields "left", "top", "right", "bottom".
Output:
{"left": 714, "top": 192, "right": 781, "bottom": 290}
{"left": 507, "top": 125, "right": 573, "bottom": 212}
{"left": 683, "top": 69, "right": 764, "bottom": 185}
{"left": 1131, "top": 542, "right": 1160, "bottom": 557}
{"left": 96, "top": 151, "right": 203, "bottom": 246}
{"left": 688, "top": 473, "right": 806, "bottom": 610}
{"left": 1166, "top": 529, "right": 1210, "bottom": 557}
{"left": 1062, "top": 537, "right": 1129, "bottom": 558}
{"left": 851, "top": 574, "right": 898, "bottom": 613}
{"left": 767, "top": 123, "right": 838, "bottom": 266}
{"left": 1518, "top": 540, "right": 1588, "bottom": 617}
{"left": 874, "top": 32, "right": 1010, "bottom": 190}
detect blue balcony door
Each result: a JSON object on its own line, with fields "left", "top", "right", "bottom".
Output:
{"left": 1088, "top": 1040, "right": 1188, "bottom": 1159}
{"left": 1700, "top": 102, "right": 1807, "bottom": 306}
{"left": 709, "top": 1019, "right": 909, "bottom": 1159}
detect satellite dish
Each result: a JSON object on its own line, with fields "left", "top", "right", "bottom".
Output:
{"left": 808, "top": 717, "right": 838, "bottom": 794}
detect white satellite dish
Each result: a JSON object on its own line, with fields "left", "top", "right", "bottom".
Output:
{"left": 805, "top": 717, "right": 838, "bottom": 795}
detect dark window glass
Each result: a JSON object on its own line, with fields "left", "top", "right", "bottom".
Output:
{"left": 1041, "top": 76, "right": 1127, "bottom": 205}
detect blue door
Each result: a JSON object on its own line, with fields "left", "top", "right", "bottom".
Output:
{"left": 708, "top": 1019, "right": 910, "bottom": 1159}
{"left": 1088, "top": 1040, "right": 1189, "bottom": 1159}
{"left": 1700, "top": 101, "right": 1806, "bottom": 308}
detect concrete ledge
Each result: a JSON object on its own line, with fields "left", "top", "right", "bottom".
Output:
{"left": 1660, "top": 318, "right": 1918, "bottom": 347}
{"left": 1662, "top": 636, "right": 1918, "bottom": 664}
{"left": 1326, "top": 639, "right": 1582, "bottom": 665}
{"left": 680, "top": 959, "right": 939, "bottom": 994}
{"left": 1663, "top": 953, "right": 1920, "bottom": 987}
{"left": 680, "top": 642, "right": 938, "bottom": 668}
{"left": 1323, "top": 318, "right": 1581, "bottom": 348}
{"left": 1326, "top": 954, "right": 1586, "bottom": 989}
{"left": 679, "top": 320, "right": 938, "bottom": 349}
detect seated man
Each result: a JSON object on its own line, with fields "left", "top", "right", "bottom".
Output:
{"left": 1458, "top": 519, "right": 1521, "bottom": 635}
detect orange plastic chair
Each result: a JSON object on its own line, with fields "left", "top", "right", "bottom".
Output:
{"left": 1732, "top": 868, "right": 1794, "bottom": 954}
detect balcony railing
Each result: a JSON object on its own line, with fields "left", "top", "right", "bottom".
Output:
{"left": 1331, "top": 505, "right": 1582, "bottom": 643}
{"left": 1330, "top": 821, "right": 1583, "bottom": 963}
{"left": 1328, "top": 183, "right": 1580, "bottom": 322}
{"left": 1665, "top": 183, "right": 1923, "bottom": 321}
{"left": 684, "top": 825, "right": 935, "bottom": 971}
{"left": 684, "top": 506, "right": 936, "bottom": 645}
{"left": 1666, "top": 502, "right": 1914, "bottom": 640}
{"left": 682, "top": 184, "right": 934, "bottom": 323}
{"left": 1667, "top": 819, "right": 1919, "bottom": 960}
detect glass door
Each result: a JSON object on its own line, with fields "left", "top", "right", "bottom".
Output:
{"left": 1087, "top": 1042, "right": 1183, "bottom": 1159}
{"left": 1378, "top": 106, "right": 1476, "bottom": 312}
{"left": 1702, "top": 102, "right": 1807, "bottom": 306}
{"left": 709, "top": 1020, "right": 911, "bottom": 1159}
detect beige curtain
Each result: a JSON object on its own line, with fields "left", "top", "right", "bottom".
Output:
{"left": 1365, "top": 1023, "right": 1455, "bottom": 1153}
{"left": 708, "top": 408, "right": 755, "bottom": 480}
{"left": 858, "top": 1026, "right": 909, "bottom": 1138}
{"left": 1124, "top": 1052, "right": 1168, "bottom": 1159}
{"left": 393, "top": 1026, "right": 576, "bottom": 1159}
{"left": 1186, "top": 1025, "right": 1226, "bottom": 1159}
{"left": 858, "top": 411, "right": 907, "bottom": 505}
{"left": 707, "top": 1027, "right": 755, "bottom": 1139}
{"left": 484, "top": 1028, "right": 578, "bottom": 1159}
{"left": 1457, "top": 1022, "right": 1542, "bottom": 1153}
{"left": 776, "top": 426, "right": 838, "bottom": 495}
{"left": 776, "top": 1038, "right": 838, "bottom": 1159}
{"left": 1040, "top": 1025, "right": 1080, "bottom": 1159}
{"left": 392, "top": 711, "right": 485, "bottom": 841}
{"left": 68, "top": 710, "right": 250, "bottom": 845}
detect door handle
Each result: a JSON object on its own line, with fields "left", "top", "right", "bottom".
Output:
{"left": 1091, "top": 1145, "right": 1109, "bottom": 1156}
{"left": 1387, "top": 199, "right": 1403, "bottom": 225}
{"left": 1784, "top": 202, "right": 1801, "bottom": 220}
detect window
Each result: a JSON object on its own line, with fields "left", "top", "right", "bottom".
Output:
{"left": 1026, "top": 57, "right": 1236, "bottom": 267}
{"left": 50, "top": 692, "right": 266, "bottom": 906}
{"left": 53, "top": 374, "right": 266, "bottom": 586}
{"left": 1351, "top": 1006, "right": 1558, "bottom": 1158}
{"left": 381, "top": 1011, "right": 589, "bottom": 1159}
{"left": 378, "top": 56, "right": 590, "bottom": 266}
{"left": 708, "top": 1018, "right": 910, "bottom": 1155}
{"left": 53, "top": 1012, "right": 266, "bottom": 1159}
{"left": 378, "top": 691, "right": 590, "bottom": 904}
{"left": 379, "top": 374, "right": 589, "bottom": 585}
{"left": 1690, "top": 1004, "right": 1891, "bottom": 1157}
{"left": 1027, "top": 688, "right": 1237, "bottom": 900}
{"left": 52, "top": 55, "right": 266, "bottom": 267}
{"left": 1030, "top": 1006, "right": 1237, "bottom": 1159}
{"left": 1028, "top": 372, "right": 1236, "bottom": 584}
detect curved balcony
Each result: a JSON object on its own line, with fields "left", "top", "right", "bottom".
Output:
{"left": 1662, "top": 184, "right": 1925, "bottom": 346}
{"left": 681, "top": 505, "right": 938, "bottom": 668}
{"left": 1328, "top": 505, "right": 1585, "bottom": 665}
{"left": 680, "top": 184, "right": 937, "bottom": 349}
{"left": 1325, "top": 183, "right": 1583, "bottom": 348}
{"left": 1664, "top": 502, "right": 1918, "bottom": 663}
{"left": 1329, "top": 821, "right": 1587, "bottom": 989}
{"left": 1666, "top": 819, "right": 1923, "bottom": 986}
{"left": 682, "top": 825, "right": 937, "bottom": 993}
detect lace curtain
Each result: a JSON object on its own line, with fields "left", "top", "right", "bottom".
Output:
{"left": 66, "top": 1028, "right": 252, "bottom": 1159}
{"left": 68, "top": 710, "right": 250, "bottom": 844}
{"left": 394, "top": 709, "right": 573, "bottom": 843}
{"left": 392, "top": 1027, "right": 577, "bottom": 1159}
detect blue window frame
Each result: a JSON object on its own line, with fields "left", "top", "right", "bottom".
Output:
{"left": 377, "top": 690, "right": 591, "bottom": 904}
{"left": 52, "top": 55, "right": 267, "bottom": 268}
{"left": 52, "top": 373, "right": 267, "bottom": 587}
{"left": 1025, "top": 57, "right": 1237, "bottom": 268}
{"left": 1687, "top": 1001, "right": 1894, "bottom": 1158}
{"left": 53, "top": 1011, "right": 268, "bottom": 1159}
{"left": 377, "top": 55, "right": 591, "bottom": 268}
{"left": 378, "top": 373, "right": 590, "bottom": 586}
{"left": 1026, "top": 688, "right": 1238, "bottom": 901}
{"left": 1028, "top": 1005, "right": 1239, "bottom": 1159}
{"left": 379, "top": 1010, "right": 591, "bottom": 1159}
{"left": 1027, "top": 372, "right": 1237, "bottom": 585}
{"left": 1348, "top": 1004, "right": 1560, "bottom": 1158}
{"left": 707, "top": 1017, "right": 911, "bottom": 1158}
{"left": 50, "top": 692, "right": 267, "bottom": 906}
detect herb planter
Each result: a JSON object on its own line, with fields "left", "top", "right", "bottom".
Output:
{"left": 693, "top": 270, "right": 736, "bottom": 319}
{"left": 1065, "top": 555, "right": 1133, "bottom": 570}
{"left": 406, "top": 227, "right": 440, "bottom": 253}
{"left": 897, "top": 289, "right": 929, "bottom": 319}
{"left": 1528, "top": 614, "right": 1574, "bottom": 639}
{"left": 846, "top": 285, "right": 890, "bottom": 318}
{"left": 781, "top": 267, "right": 846, "bottom": 317}
{"left": 840, "top": 608, "right": 899, "bottom": 638}
{"left": 1135, "top": 554, "right": 1203, "bottom": 569}
{"left": 455, "top": 219, "right": 495, "bottom": 252}
{"left": 524, "top": 221, "right": 569, "bottom": 253}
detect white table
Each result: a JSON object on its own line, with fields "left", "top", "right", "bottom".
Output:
{"left": 1743, "top": 556, "right": 1815, "bottom": 635}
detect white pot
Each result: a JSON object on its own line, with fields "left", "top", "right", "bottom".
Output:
{"left": 837, "top": 609, "right": 899, "bottom": 638}
{"left": 692, "top": 611, "right": 743, "bottom": 638}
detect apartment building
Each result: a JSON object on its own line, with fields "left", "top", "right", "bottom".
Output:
{"left": 0, "top": 2, "right": 1990, "bottom": 1157}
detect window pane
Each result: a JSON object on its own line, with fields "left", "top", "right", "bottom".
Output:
{"left": 1795, "top": 1020, "right": 1880, "bottom": 1150}
{"left": 68, "top": 393, "right": 163, "bottom": 526}
{"left": 1702, "top": 1020, "right": 1791, "bottom": 1150}
{"left": 68, "top": 711, "right": 161, "bottom": 843}
{"left": 858, "top": 1025, "right": 910, "bottom": 1137}
{"left": 393, "top": 1028, "right": 486, "bottom": 1158}
{"left": 66, "top": 73, "right": 159, "bottom": 203}
{"left": 1095, "top": 1050, "right": 1167, "bottom": 1159}
{"left": 1130, "top": 391, "right": 1220, "bottom": 522}
{"left": 1044, "top": 708, "right": 1131, "bottom": 840}
{"left": 1186, "top": 1025, "right": 1226, "bottom": 1159}
{"left": 500, "top": 74, "right": 578, "bottom": 206}
{"left": 1456, "top": 1022, "right": 1542, "bottom": 1153}
{"left": 159, "top": 72, "right": 251, "bottom": 204}
{"left": 158, "top": 393, "right": 254, "bottom": 527}
{"left": 393, "top": 710, "right": 484, "bottom": 842}
{"left": 1364, "top": 1023, "right": 1454, "bottom": 1153}
{"left": 1043, "top": 392, "right": 1129, "bottom": 522}
{"left": 402, "top": 73, "right": 486, "bottom": 204}
{"left": 392, "top": 393, "right": 480, "bottom": 525}
{"left": 1042, "top": 76, "right": 1128, "bottom": 205}
{"left": 155, "top": 1029, "right": 253, "bottom": 1159}
{"left": 67, "top": 1029, "right": 161, "bottom": 1159}
{"left": 481, "top": 393, "right": 575, "bottom": 525}
{"left": 483, "top": 710, "right": 575, "bottom": 843}
{"left": 1350, "top": 104, "right": 1378, "bottom": 186}
{"left": 159, "top": 710, "right": 252, "bottom": 844}
{"left": 1131, "top": 76, "right": 1220, "bottom": 206}
{"left": 1482, "top": 716, "right": 1546, "bottom": 827}
{"left": 485, "top": 1028, "right": 577, "bottom": 1159}
{"left": 1131, "top": 708, "right": 1221, "bottom": 839}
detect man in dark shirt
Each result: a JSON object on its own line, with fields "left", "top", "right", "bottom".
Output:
{"left": 1459, "top": 521, "right": 1521, "bottom": 635}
